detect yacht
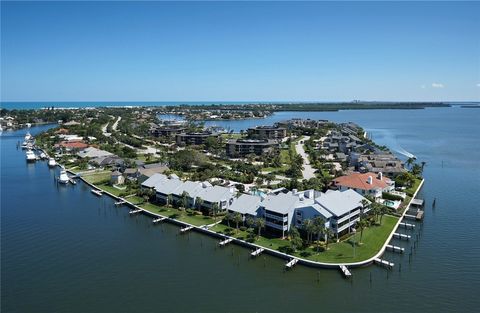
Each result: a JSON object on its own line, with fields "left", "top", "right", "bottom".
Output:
{"left": 48, "top": 157, "right": 57, "bottom": 167}
{"left": 26, "top": 123, "right": 32, "bottom": 128}
{"left": 26, "top": 150, "right": 36, "bottom": 162}
{"left": 24, "top": 132, "right": 33, "bottom": 141}
{"left": 58, "top": 169, "right": 70, "bottom": 184}
{"left": 39, "top": 152, "right": 47, "bottom": 159}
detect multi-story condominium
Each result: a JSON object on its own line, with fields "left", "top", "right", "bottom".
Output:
{"left": 226, "top": 139, "right": 279, "bottom": 157}
{"left": 247, "top": 125, "right": 287, "bottom": 140}
{"left": 151, "top": 126, "right": 186, "bottom": 138}
{"left": 175, "top": 131, "right": 219, "bottom": 146}
{"left": 332, "top": 172, "right": 394, "bottom": 198}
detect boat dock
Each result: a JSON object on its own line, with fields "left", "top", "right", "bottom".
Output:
{"left": 180, "top": 226, "right": 194, "bottom": 233}
{"left": 386, "top": 244, "right": 405, "bottom": 253}
{"left": 339, "top": 265, "right": 352, "bottom": 278}
{"left": 374, "top": 258, "right": 394, "bottom": 269}
{"left": 416, "top": 210, "right": 424, "bottom": 220}
{"left": 251, "top": 248, "right": 264, "bottom": 257}
{"left": 399, "top": 222, "right": 415, "bottom": 229}
{"left": 218, "top": 238, "right": 234, "bottom": 247}
{"left": 129, "top": 209, "right": 142, "bottom": 215}
{"left": 411, "top": 198, "right": 424, "bottom": 207}
{"left": 91, "top": 189, "right": 102, "bottom": 196}
{"left": 393, "top": 233, "right": 411, "bottom": 240}
{"left": 114, "top": 200, "right": 126, "bottom": 206}
{"left": 285, "top": 258, "right": 299, "bottom": 269}
{"left": 153, "top": 217, "right": 167, "bottom": 224}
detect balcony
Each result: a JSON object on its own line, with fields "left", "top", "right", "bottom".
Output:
{"left": 265, "top": 213, "right": 288, "bottom": 222}
{"left": 266, "top": 221, "right": 288, "bottom": 231}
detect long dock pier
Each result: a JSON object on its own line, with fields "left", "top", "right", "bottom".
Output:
{"left": 180, "top": 226, "right": 194, "bottom": 233}
{"left": 251, "top": 248, "right": 264, "bottom": 257}
{"left": 393, "top": 233, "right": 411, "bottom": 240}
{"left": 374, "top": 258, "right": 394, "bottom": 269}
{"left": 399, "top": 222, "right": 415, "bottom": 229}
{"left": 153, "top": 217, "right": 167, "bottom": 224}
{"left": 339, "top": 265, "right": 352, "bottom": 278}
{"left": 129, "top": 209, "right": 142, "bottom": 215}
{"left": 285, "top": 258, "right": 299, "bottom": 269}
{"left": 219, "top": 238, "right": 234, "bottom": 247}
{"left": 386, "top": 244, "right": 405, "bottom": 253}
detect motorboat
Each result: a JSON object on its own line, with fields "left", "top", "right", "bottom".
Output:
{"left": 48, "top": 157, "right": 57, "bottom": 167}
{"left": 39, "top": 152, "right": 47, "bottom": 159}
{"left": 58, "top": 169, "right": 70, "bottom": 184}
{"left": 24, "top": 132, "right": 33, "bottom": 141}
{"left": 26, "top": 149, "right": 36, "bottom": 162}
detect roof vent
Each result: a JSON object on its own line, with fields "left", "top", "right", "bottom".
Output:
{"left": 367, "top": 176, "right": 373, "bottom": 185}
{"left": 378, "top": 172, "right": 383, "bottom": 180}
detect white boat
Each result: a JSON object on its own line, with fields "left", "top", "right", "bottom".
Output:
{"left": 25, "top": 132, "right": 33, "bottom": 141}
{"left": 26, "top": 150, "right": 36, "bottom": 162}
{"left": 48, "top": 158, "right": 57, "bottom": 167}
{"left": 26, "top": 123, "right": 32, "bottom": 128}
{"left": 58, "top": 170, "right": 70, "bottom": 184}
{"left": 39, "top": 152, "right": 47, "bottom": 159}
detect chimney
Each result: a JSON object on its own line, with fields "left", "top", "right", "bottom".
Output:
{"left": 378, "top": 172, "right": 383, "bottom": 181}
{"left": 367, "top": 176, "right": 373, "bottom": 185}
{"left": 292, "top": 189, "right": 298, "bottom": 194}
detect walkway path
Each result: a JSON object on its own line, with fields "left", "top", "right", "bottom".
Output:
{"left": 111, "top": 116, "right": 121, "bottom": 131}
{"left": 295, "top": 136, "right": 316, "bottom": 179}
{"left": 101, "top": 122, "right": 111, "bottom": 137}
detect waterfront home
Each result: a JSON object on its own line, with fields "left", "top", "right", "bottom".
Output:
{"left": 123, "top": 168, "right": 141, "bottom": 181}
{"left": 226, "top": 139, "right": 279, "bottom": 157}
{"left": 356, "top": 153, "right": 405, "bottom": 176}
{"left": 111, "top": 170, "right": 125, "bottom": 185}
{"left": 154, "top": 176, "right": 184, "bottom": 204}
{"left": 262, "top": 192, "right": 305, "bottom": 238}
{"left": 137, "top": 162, "right": 169, "bottom": 178}
{"left": 195, "top": 185, "right": 235, "bottom": 212}
{"left": 247, "top": 125, "right": 287, "bottom": 140}
{"left": 77, "top": 147, "right": 113, "bottom": 159}
{"left": 141, "top": 173, "right": 168, "bottom": 189}
{"left": 227, "top": 194, "right": 263, "bottom": 221}
{"left": 175, "top": 131, "right": 219, "bottom": 146}
{"left": 170, "top": 181, "right": 209, "bottom": 207}
{"left": 55, "top": 140, "right": 89, "bottom": 152}
{"left": 90, "top": 156, "right": 124, "bottom": 167}
{"left": 333, "top": 172, "right": 394, "bottom": 198}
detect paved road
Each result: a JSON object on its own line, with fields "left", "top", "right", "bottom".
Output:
{"left": 295, "top": 136, "right": 316, "bottom": 180}
{"left": 111, "top": 116, "right": 121, "bottom": 131}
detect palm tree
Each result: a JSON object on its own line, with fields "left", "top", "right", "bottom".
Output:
{"left": 313, "top": 216, "right": 326, "bottom": 253}
{"left": 406, "top": 157, "right": 416, "bottom": 169}
{"left": 370, "top": 202, "right": 381, "bottom": 224}
{"left": 289, "top": 227, "right": 303, "bottom": 252}
{"left": 303, "top": 219, "right": 315, "bottom": 244}
{"left": 181, "top": 191, "right": 190, "bottom": 210}
{"left": 255, "top": 218, "right": 265, "bottom": 237}
{"left": 324, "top": 228, "right": 334, "bottom": 250}
{"left": 211, "top": 202, "right": 219, "bottom": 221}
{"left": 357, "top": 218, "right": 369, "bottom": 244}
{"left": 167, "top": 194, "right": 173, "bottom": 207}
{"left": 233, "top": 213, "right": 243, "bottom": 232}
{"left": 195, "top": 197, "right": 204, "bottom": 211}
{"left": 226, "top": 212, "right": 233, "bottom": 227}
{"left": 379, "top": 205, "right": 389, "bottom": 225}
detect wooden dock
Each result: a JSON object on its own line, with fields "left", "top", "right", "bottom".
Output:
{"left": 399, "top": 222, "right": 415, "bottom": 229}
{"left": 285, "top": 258, "right": 299, "bottom": 269}
{"left": 251, "top": 248, "right": 265, "bottom": 257}
{"left": 180, "top": 226, "right": 194, "bottom": 233}
{"left": 404, "top": 214, "right": 417, "bottom": 220}
{"left": 416, "top": 210, "right": 424, "bottom": 220}
{"left": 386, "top": 244, "right": 405, "bottom": 253}
{"left": 129, "top": 209, "right": 142, "bottom": 215}
{"left": 339, "top": 265, "right": 352, "bottom": 278}
{"left": 219, "top": 238, "right": 234, "bottom": 247}
{"left": 411, "top": 198, "right": 424, "bottom": 207}
{"left": 393, "top": 233, "right": 411, "bottom": 240}
{"left": 91, "top": 189, "right": 102, "bottom": 196}
{"left": 114, "top": 200, "right": 126, "bottom": 206}
{"left": 153, "top": 217, "right": 167, "bottom": 224}
{"left": 375, "top": 258, "right": 394, "bottom": 268}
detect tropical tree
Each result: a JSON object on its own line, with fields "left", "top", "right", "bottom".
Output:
{"left": 255, "top": 218, "right": 265, "bottom": 237}
{"left": 211, "top": 202, "right": 219, "bottom": 221}
{"left": 233, "top": 213, "right": 243, "bottom": 232}
{"left": 379, "top": 205, "right": 389, "bottom": 225}
{"left": 289, "top": 227, "right": 303, "bottom": 252}
{"left": 195, "top": 197, "right": 204, "bottom": 211}
{"left": 406, "top": 157, "right": 416, "bottom": 169}
{"left": 357, "top": 218, "right": 369, "bottom": 244}
{"left": 181, "top": 191, "right": 190, "bottom": 210}
{"left": 167, "top": 194, "right": 173, "bottom": 207}
{"left": 370, "top": 202, "right": 382, "bottom": 224}
{"left": 313, "top": 216, "right": 326, "bottom": 252}
{"left": 303, "top": 219, "right": 315, "bottom": 244}
{"left": 324, "top": 228, "right": 334, "bottom": 250}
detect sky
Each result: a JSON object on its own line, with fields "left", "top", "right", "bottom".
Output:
{"left": 1, "top": 1, "right": 479, "bottom": 102}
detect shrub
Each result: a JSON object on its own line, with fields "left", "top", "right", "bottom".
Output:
{"left": 382, "top": 192, "right": 403, "bottom": 201}
{"left": 239, "top": 226, "right": 247, "bottom": 232}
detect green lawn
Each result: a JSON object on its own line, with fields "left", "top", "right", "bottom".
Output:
{"left": 82, "top": 171, "right": 111, "bottom": 184}
{"left": 139, "top": 202, "right": 215, "bottom": 226}
{"left": 406, "top": 178, "right": 423, "bottom": 197}
{"left": 291, "top": 215, "right": 399, "bottom": 263}
{"left": 96, "top": 183, "right": 123, "bottom": 196}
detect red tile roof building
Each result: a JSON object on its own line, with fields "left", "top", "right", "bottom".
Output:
{"left": 332, "top": 172, "right": 394, "bottom": 198}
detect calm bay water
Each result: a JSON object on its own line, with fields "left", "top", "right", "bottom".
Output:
{"left": 2, "top": 107, "right": 480, "bottom": 312}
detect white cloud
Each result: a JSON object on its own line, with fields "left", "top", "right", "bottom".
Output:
{"left": 421, "top": 85, "right": 426, "bottom": 89}
{"left": 477, "top": 83, "right": 480, "bottom": 87}
{"left": 431, "top": 83, "right": 444, "bottom": 88}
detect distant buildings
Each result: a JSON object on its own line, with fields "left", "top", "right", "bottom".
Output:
{"left": 247, "top": 125, "right": 287, "bottom": 140}
{"left": 226, "top": 139, "right": 279, "bottom": 157}
{"left": 356, "top": 153, "right": 405, "bottom": 176}
{"left": 175, "top": 131, "right": 219, "bottom": 146}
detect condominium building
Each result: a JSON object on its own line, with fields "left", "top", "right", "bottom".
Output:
{"left": 226, "top": 139, "right": 278, "bottom": 157}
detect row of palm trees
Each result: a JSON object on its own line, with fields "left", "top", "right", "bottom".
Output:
{"left": 301, "top": 216, "right": 334, "bottom": 252}
{"left": 224, "top": 212, "right": 266, "bottom": 237}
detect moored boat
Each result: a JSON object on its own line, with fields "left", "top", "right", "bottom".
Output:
{"left": 24, "top": 132, "right": 33, "bottom": 141}
{"left": 58, "top": 169, "right": 70, "bottom": 184}
{"left": 25, "top": 150, "right": 36, "bottom": 162}
{"left": 48, "top": 157, "right": 57, "bottom": 167}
